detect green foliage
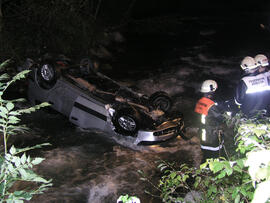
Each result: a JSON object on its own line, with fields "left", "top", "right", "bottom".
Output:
{"left": 0, "top": 145, "right": 52, "bottom": 202}
{"left": 0, "top": 60, "right": 52, "bottom": 202}
{"left": 117, "top": 194, "right": 141, "bottom": 203}
{"left": 140, "top": 113, "right": 270, "bottom": 203}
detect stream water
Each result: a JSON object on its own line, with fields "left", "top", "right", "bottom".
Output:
{"left": 15, "top": 108, "right": 201, "bottom": 203}
{"left": 9, "top": 13, "right": 270, "bottom": 203}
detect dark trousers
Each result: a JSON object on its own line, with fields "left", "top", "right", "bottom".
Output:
{"left": 200, "top": 126, "right": 225, "bottom": 162}
{"left": 201, "top": 147, "right": 225, "bottom": 163}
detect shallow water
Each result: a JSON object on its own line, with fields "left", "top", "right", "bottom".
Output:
{"left": 12, "top": 110, "right": 200, "bottom": 203}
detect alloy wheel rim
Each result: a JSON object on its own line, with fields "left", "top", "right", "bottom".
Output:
{"left": 118, "top": 116, "right": 136, "bottom": 131}
{"left": 41, "top": 64, "right": 54, "bottom": 81}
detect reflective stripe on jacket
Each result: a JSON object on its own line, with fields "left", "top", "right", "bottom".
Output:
{"left": 242, "top": 71, "right": 270, "bottom": 94}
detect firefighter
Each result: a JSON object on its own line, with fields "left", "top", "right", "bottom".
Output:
{"left": 194, "top": 80, "right": 225, "bottom": 162}
{"left": 235, "top": 56, "right": 270, "bottom": 117}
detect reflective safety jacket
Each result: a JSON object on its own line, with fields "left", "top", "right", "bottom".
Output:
{"left": 235, "top": 70, "right": 270, "bottom": 117}
{"left": 194, "top": 96, "right": 225, "bottom": 151}
{"left": 195, "top": 97, "right": 215, "bottom": 116}
{"left": 242, "top": 71, "right": 270, "bottom": 94}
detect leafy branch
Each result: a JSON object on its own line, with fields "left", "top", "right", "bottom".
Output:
{"left": 0, "top": 60, "right": 52, "bottom": 202}
{"left": 140, "top": 113, "right": 270, "bottom": 203}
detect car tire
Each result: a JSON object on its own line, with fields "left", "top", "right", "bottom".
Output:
{"left": 35, "top": 62, "right": 57, "bottom": 90}
{"left": 113, "top": 108, "right": 140, "bottom": 136}
{"left": 149, "top": 91, "right": 172, "bottom": 112}
{"left": 79, "top": 58, "right": 95, "bottom": 75}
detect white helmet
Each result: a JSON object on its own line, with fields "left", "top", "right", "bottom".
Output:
{"left": 254, "top": 54, "right": 269, "bottom": 67}
{"left": 240, "top": 56, "right": 258, "bottom": 71}
{"left": 200, "top": 80, "right": 218, "bottom": 93}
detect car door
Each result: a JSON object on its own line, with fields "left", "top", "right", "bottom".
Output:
{"left": 69, "top": 95, "right": 108, "bottom": 130}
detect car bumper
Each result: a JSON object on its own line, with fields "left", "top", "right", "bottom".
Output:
{"left": 134, "top": 119, "right": 184, "bottom": 144}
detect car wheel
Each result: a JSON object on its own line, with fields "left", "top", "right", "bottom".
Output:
{"left": 35, "top": 63, "right": 57, "bottom": 89}
{"left": 79, "top": 58, "right": 94, "bottom": 75}
{"left": 113, "top": 108, "right": 140, "bottom": 136}
{"left": 149, "top": 91, "right": 172, "bottom": 112}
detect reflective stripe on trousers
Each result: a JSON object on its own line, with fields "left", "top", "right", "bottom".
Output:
{"left": 201, "top": 141, "right": 223, "bottom": 151}
{"left": 200, "top": 127, "right": 224, "bottom": 151}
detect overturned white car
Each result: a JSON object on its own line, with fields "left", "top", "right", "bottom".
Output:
{"left": 23, "top": 55, "right": 185, "bottom": 144}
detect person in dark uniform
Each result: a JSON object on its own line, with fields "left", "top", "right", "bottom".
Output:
{"left": 194, "top": 80, "right": 226, "bottom": 162}
{"left": 235, "top": 55, "right": 270, "bottom": 117}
